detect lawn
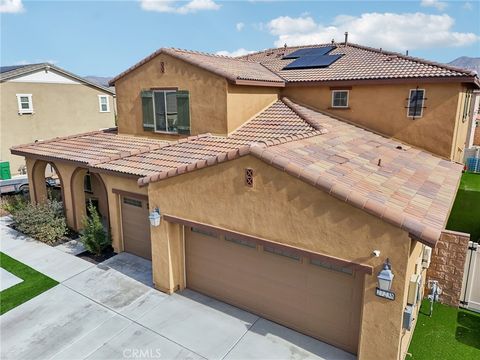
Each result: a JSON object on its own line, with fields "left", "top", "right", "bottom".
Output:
{"left": 0, "top": 252, "right": 58, "bottom": 315}
{"left": 408, "top": 300, "right": 480, "bottom": 359}
{"left": 446, "top": 172, "right": 480, "bottom": 243}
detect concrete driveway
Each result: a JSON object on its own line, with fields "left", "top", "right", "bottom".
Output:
{"left": 0, "top": 218, "right": 355, "bottom": 360}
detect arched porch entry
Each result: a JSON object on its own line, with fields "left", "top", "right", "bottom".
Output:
{"left": 30, "top": 160, "right": 65, "bottom": 204}
{"left": 71, "top": 168, "right": 110, "bottom": 233}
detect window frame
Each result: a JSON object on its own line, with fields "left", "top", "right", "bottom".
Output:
{"left": 16, "top": 94, "right": 33, "bottom": 114}
{"left": 98, "top": 95, "right": 110, "bottom": 113}
{"left": 407, "top": 89, "right": 425, "bottom": 118}
{"left": 331, "top": 90, "right": 349, "bottom": 108}
{"left": 152, "top": 89, "right": 178, "bottom": 134}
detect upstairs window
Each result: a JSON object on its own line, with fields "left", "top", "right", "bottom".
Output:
{"left": 331, "top": 90, "right": 349, "bottom": 108}
{"left": 141, "top": 89, "right": 190, "bottom": 134}
{"left": 407, "top": 89, "right": 426, "bottom": 118}
{"left": 98, "top": 95, "right": 110, "bottom": 112}
{"left": 16, "top": 94, "right": 33, "bottom": 114}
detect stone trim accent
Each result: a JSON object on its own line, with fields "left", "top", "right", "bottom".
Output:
{"left": 426, "top": 229, "right": 470, "bottom": 306}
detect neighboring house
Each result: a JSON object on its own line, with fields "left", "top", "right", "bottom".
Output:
{"left": 0, "top": 63, "right": 115, "bottom": 175}
{"left": 11, "top": 42, "right": 480, "bottom": 359}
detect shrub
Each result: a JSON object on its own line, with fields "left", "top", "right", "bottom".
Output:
{"left": 12, "top": 199, "right": 67, "bottom": 244}
{"left": 80, "top": 200, "right": 110, "bottom": 256}
{"left": 1, "top": 195, "right": 27, "bottom": 216}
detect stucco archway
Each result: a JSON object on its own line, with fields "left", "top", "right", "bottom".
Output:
{"left": 31, "top": 160, "right": 65, "bottom": 205}
{"left": 70, "top": 168, "right": 110, "bottom": 232}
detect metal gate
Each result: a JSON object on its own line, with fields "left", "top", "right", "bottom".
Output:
{"left": 460, "top": 241, "right": 480, "bottom": 312}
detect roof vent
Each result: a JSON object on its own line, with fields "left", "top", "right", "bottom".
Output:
{"left": 344, "top": 32, "right": 349, "bottom": 45}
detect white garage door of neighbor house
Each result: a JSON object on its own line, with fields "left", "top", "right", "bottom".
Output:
{"left": 185, "top": 227, "right": 363, "bottom": 354}
{"left": 121, "top": 196, "right": 152, "bottom": 260}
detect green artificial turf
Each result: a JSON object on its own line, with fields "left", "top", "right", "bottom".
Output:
{"left": 408, "top": 300, "right": 480, "bottom": 359}
{"left": 0, "top": 252, "right": 58, "bottom": 315}
{"left": 446, "top": 172, "right": 480, "bottom": 243}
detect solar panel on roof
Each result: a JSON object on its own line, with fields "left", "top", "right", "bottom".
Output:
{"left": 0, "top": 65, "right": 28, "bottom": 74}
{"left": 283, "top": 54, "right": 343, "bottom": 70}
{"left": 282, "top": 46, "right": 336, "bottom": 59}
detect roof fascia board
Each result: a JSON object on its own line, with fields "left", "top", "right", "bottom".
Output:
{"left": 1, "top": 64, "right": 115, "bottom": 94}
{"left": 234, "top": 79, "right": 285, "bottom": 87}
{"left": 285, "top": 76, "right": 480, "bottom": 88}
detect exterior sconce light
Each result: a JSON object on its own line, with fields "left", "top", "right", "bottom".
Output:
{"left": 149, "top": 207, "right": 161, "bottom": 227}
{"left": 375, "top": 258, "right": 395, "bottom": 301}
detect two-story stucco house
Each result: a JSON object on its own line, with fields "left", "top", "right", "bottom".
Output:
{"left": 1, "top": 63, "right": 115, "bottom": 175}
{"left": 11, "top": 42, "right": 480, "bottom": 359}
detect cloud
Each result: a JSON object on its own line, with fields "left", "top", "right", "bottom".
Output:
{"left": 140, "top": 0, "right": 220, "bottom": 14}
{"left": 0, "top": 0, "right": 24, "bottom": 13}
{"left": 216, "top": 48, "right": 256, "bottom": 57}
{"left": 15, "top": 59, "right": 58, "bottom": 65}
{"left": 236, "top": 22, "right": 245, "bottom": 31}
{"left": 266, "top": 13, "right": 479, "bottom": 51}
{"left": 463, "top": 2, "right": 473, "bottom": 10}
{"left": 420, "top": 0, "right": 448, "bottom": 11}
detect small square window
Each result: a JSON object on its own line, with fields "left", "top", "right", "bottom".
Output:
{"left": 331, "top": 90, "right": 349, "bottom": 108}
{"left": 16, "top": 94, "right": 33, "bottom": 114}
{"left": 98, "top": 95, "right": 110, "bottom": 113}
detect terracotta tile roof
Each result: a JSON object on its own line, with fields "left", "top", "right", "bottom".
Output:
{"left": 10, "top": 129, "right": 169, "bottom": 166}
{"left": 109, "top": 48, "right": 284, "bottom": 86}
{"left": 11, "top": 99, "right": 462, "bottom": 246}
{"left": 101, "top": 100, "right": 323, "bottom": 182}
{"left": 240, "top": 43, "right": 478, "bottom": 84}
{"left": 250, "top": 100, "right": 463, "bottom": 246}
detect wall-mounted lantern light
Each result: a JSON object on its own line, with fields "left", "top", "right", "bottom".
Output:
{"left": 377, "top": 258, "right": 394, "bottom": 291}
{"left": 149, "top": 207, "right": 161, "bottom": 227}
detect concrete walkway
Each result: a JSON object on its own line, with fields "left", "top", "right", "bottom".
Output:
{"left": 0, "top": 216, "right": 355, "bottom": 360}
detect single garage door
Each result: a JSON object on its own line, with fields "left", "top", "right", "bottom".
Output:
{"left": 185, "top": 227, "right": 363, "bottom": 354}
{"left": 121, "top": 196, "right": 151, "bottom": 260}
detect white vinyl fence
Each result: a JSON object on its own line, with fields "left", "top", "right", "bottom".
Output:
{"left": 460, "top": 241, "right": 480, "bottom": 312}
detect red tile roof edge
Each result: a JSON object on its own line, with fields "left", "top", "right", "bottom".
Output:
{"left": 137, "top": 144, "right": 251, "bottom": 187}
{"left": 10, "top": 128, "right": 118, "bottom": 150}
{"left": 249, "top": 143, "right": 441, "bottom": 247}
{"left": 109, "top": 48, "right": 284, "bottom": 86}
{"left": 281, "top": 97, "right": 328, "bottom": 133}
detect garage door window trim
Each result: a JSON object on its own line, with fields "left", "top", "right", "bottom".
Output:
{"left": 191, "top": 227, "right": 217, "bottom": 238}
{"left": 123, "top": 197, "right": 143, "bottom": 207}
{"left": 225, "top": 235, "right": 256, "bottom": 249}
{"left": 164, "top": 214, "right": 373, "bottom": 274}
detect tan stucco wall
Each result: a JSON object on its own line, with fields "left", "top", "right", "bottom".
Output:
{"left": 282, "top": 82, "right": 463, "bottom": 160}
{"left": 147, "top": 155, "right": 412, "bottom": 359}
{"left": 114, "top": 53, "right": 229, "bottom": 138}
{"left": 226, "top": 84, "right": 279, "bottom": 133}
{"left": 451, "top": 88, "right": 473, "bottom": 162}
{"left": 1, "top": 82, "right": 114, "bottom": 175}
{"left": 399, "top": 240, "right": 425, "bottom": 359}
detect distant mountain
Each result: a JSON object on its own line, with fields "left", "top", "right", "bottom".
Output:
{"left": 84, "top": 76, "right": 113, "bottom": 88}
{"left": 448, "top": 56, "right": 480, "bottom": 74}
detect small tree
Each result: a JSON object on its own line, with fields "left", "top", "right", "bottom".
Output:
{"left": 80, "top": 200, "right": 110, "bottom": 256}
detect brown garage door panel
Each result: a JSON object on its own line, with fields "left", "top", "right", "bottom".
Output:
{"left": 121, "top": 197, "right": 152, "bottom": 260}
{"left": 186, "top": 228, "right": 362, "bottom": 354}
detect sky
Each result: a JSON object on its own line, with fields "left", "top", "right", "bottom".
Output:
{"left": 1, "top": 0, "right": 479, "bottom": 77}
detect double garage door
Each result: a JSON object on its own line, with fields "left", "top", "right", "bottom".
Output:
{"left": 185, "top": 227, "right": 363, "bottom": 354}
